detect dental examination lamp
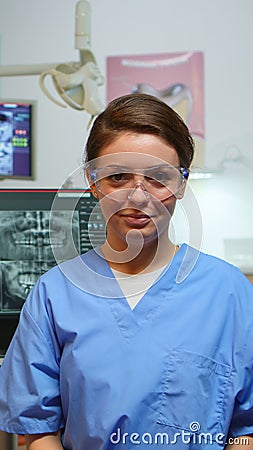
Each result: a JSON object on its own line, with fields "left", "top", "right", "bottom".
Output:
{"left": 0, "top": 1, "right": 104, "bottom": 117}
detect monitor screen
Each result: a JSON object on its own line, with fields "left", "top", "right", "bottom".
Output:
{"left": 0, "top": 189, "right": 105, "bottom": 357}
{"left": 0, "top": 99, "right": 35, "bottom": 179}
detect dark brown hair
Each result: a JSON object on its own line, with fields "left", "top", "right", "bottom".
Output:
{"left": 84, "top": 93, "right": 194, "bottom": 168}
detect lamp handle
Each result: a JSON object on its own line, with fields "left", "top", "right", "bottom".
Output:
{"left": 39, "top": 69, "right": 68, "bottom": 108}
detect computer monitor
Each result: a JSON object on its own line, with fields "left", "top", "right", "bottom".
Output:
{"left": 0, "top": 188, "right": 105, "bottom": 358}
{"left": 0, "top": 99, "right": 35, "bottom": 179}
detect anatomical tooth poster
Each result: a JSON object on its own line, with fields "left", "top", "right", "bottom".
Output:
{"left": 107, "top": 52, "right": 205, "bottom": 169}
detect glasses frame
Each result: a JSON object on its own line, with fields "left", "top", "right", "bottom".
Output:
{"left": 86, "top": 163, "right": 189, "bottom": 200}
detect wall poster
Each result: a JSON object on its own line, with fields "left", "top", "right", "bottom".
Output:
{"left": 107, "top": 52, "right": 205, "bottom": 169}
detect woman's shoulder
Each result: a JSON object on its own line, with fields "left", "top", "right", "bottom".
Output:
{"left": 40, "top": 247, "right": 102, "bottom": 281}
{"left": 35, "top": 247, "right": 115, "bottom": 298}
{"left": 179, "top": 243, "right": 252, "bottom": 289}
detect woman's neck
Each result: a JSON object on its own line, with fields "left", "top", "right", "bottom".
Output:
{"left": 101, "top": 234, "right": 177, "bottom": 275}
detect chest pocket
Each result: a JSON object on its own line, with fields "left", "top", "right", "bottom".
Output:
{"left": 157, "top": 349, "right": 232, "bottom": 437}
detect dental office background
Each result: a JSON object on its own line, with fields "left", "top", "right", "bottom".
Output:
{"left": 0, "top": 0, "right": 253, "bottom": 273}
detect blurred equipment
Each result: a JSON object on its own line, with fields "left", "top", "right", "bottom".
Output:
{"left": 0, "top": 1, "right": 104, "bottom": 118}
{"left": 0, "top": 430, "right": 16, "bottom": 450}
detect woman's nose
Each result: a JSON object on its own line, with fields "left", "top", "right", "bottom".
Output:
{"left": 127, "top": 182, "right": 150, "bottom": 204}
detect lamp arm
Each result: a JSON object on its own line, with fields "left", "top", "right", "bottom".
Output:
{"left": 75, "top": 0, "right": 91, "bottom": 51}
{"left": 0, "top": 62, "right": 79, "bottom": 77}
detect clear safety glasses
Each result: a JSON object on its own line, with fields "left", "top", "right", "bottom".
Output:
{"left": 86, "top": 163, "right": 189, "bottom": 201}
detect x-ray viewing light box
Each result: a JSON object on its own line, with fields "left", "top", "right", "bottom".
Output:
{"left": 0, "top": 189, "right": 106, "bottom": 358}
{"left": 0, "top": 99, "right": 36, "bottom": 179}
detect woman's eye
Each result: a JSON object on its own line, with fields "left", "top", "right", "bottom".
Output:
{"left": 154, "top": 172, "right": 167, "bottom": 182}
{"left": 107, "top": 173, "right": 129, "bottom": 182}
{"left": 147, "top": 171, "right": 170, "bottom": 183}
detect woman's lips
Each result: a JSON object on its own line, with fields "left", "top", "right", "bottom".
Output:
{"left": 119, "top": 213, "right": 152, "bottom": 227}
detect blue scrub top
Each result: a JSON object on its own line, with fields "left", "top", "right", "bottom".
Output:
{"left": 0, "top": 244, "right": 253, "bottom": 449}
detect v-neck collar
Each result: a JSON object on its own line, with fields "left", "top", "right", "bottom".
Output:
{"left": 85, "top": 244, "right": 190, "bottom": 338}
{"left": 59, "top": 244, "right": 198, "bottom": 339}
{"left": 66, "top": 244, "right": 198, "bottom": 339}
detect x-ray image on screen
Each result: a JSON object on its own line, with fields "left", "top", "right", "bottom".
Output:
{"left": 0, "top": 210, "right": 80, "bottom": 312}
{"left": 0, "top": 210, "right": 80, "bottom": 261}
{"left": 0, "top": 189, "right": 106, "bottom": 357}
{"left": 0, "top": 260, "right": 55, "bottom": 312}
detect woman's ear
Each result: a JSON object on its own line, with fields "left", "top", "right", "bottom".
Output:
{"left": 176, "top": 168, "right": 189, "bottom": 199}
{"left": 85, "top": 169, "right": 99, "bottom": 199}
{"left": 89, "top": 181, "right": 99, "bottom": 199}
{"left": 91, "top": 187, "right": 99, "bottom": 199}
{"left": 176, "top": 179, "right": 187, "bottom": 200}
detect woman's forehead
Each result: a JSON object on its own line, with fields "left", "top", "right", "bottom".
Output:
{"left": 90, "top": 152, "right": 178, "bottom": 169}
{"left": 96, "top": 133, "right": 180, "bottom": 166}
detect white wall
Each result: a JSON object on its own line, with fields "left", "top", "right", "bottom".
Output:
{"left": 0, "top": 0, "right": 253, "bottom": 264}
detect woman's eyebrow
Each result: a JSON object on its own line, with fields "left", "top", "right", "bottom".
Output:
{"left": 99, "top": 164, "right": 173, "bottom": 170}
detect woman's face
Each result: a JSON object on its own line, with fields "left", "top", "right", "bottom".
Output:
{"left": 89, "top": 132, "right": 186, "bottom": 251}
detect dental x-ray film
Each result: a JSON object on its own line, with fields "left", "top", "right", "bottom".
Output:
{"left": 0, "top": 190, "right": 105, "bottom": 314}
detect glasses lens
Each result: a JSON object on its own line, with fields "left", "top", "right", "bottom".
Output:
{"left": 145, "top": 166, "right": 183, "bottom": 199}
{"left": 91, "top": 165, "right": 185, "bottom": 200}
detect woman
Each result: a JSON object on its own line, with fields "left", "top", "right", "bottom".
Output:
{"left": 0, "top": 94, "right": 253, "bottom": 449}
